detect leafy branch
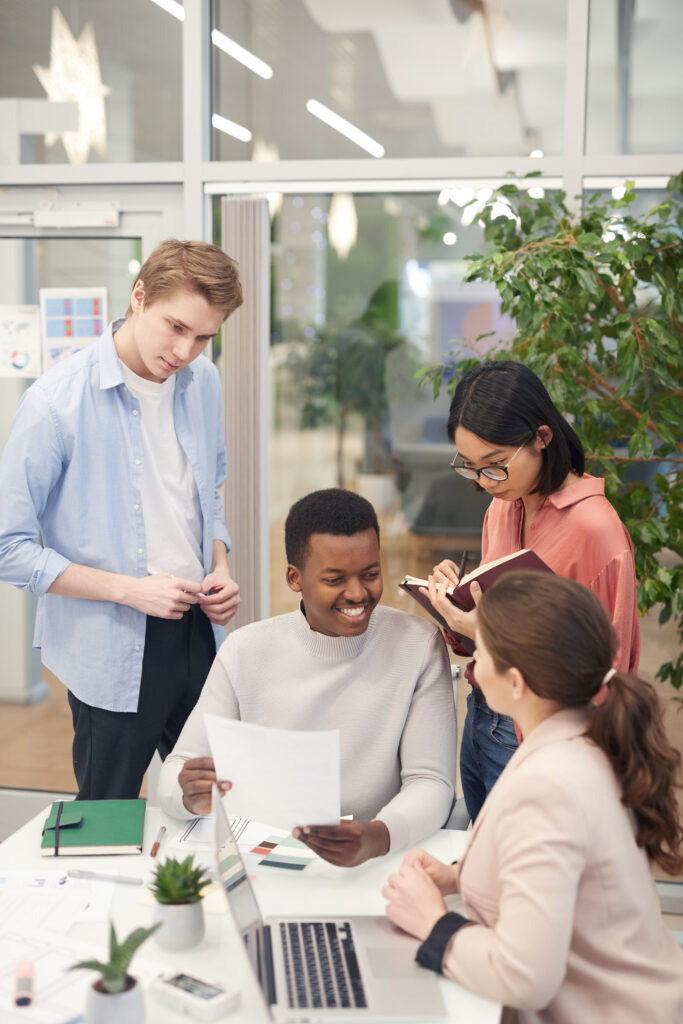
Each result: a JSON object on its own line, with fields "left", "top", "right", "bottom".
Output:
{"left": 417, "top": 172, "right": 683, "bottom": 691}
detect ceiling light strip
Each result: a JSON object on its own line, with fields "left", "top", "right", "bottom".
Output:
{"left": 211, "top": 29, "right": 273, "bottom": 79}
{"left": 306, "top": 100, "right": 385, "bottom": 159}
{"left": 211, "top": 114, "right": 252, "bottom": 143}
{"left": 149, "top": 0, "right": 185, "bottom": 21}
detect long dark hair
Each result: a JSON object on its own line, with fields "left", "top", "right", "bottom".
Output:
{"left": 477, "top": 572, "right": 682, "bottom": 874}
{"left": 447, "top": 361, "right": 584, "bottom": 495}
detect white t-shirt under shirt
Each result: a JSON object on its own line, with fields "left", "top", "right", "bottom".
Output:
{"left": 120, "top": 361, "right": 204, "bottom": 583}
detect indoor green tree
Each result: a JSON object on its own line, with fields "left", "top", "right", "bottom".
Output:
{"left": 418, "top": 173, "right": 682, "bottom": 690}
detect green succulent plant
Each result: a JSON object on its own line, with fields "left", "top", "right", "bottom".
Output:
{"left": 70, "top": 921, "right": 159, "bottom": 994}
{"left": 149, "top": 854, "right": 212, "bottom": 905}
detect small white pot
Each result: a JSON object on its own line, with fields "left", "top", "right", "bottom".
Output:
{"left": 85, "top": 977, "right": 145, "bottom": 1024}
{"left": 153, "top": 899, "right": 205, "bottom": 950}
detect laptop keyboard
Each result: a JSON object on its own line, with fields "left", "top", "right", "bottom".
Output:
{"left": 280, "top": 921, "right": 368, "bottom": 1010}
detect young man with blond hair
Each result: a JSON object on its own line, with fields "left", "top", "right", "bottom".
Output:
{"left": 0, "top": 239, "right": 243, "bottom": 800}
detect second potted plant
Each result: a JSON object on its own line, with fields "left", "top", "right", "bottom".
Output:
{"left": 70, "top": 921, "right": 159, "bottom": 1024}
{"left": 149, "top": 854, "right": 212, "bottom": 950}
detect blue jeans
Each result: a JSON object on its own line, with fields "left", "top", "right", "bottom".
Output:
{"left": 460, "top": 689, "right": 518, "bottom": 822}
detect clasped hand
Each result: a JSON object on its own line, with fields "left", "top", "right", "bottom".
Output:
{"left": 382, "top": 849, "right": 456, "bottom": 941}
{"left": 127, "top": 567, "right": 240, "bottom": 625}
{"left": 197, "top": 564, "right": 240, "bottom": 626}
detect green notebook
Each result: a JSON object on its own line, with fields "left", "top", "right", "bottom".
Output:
{"left": 41, "top": 799, "right": 146, "bottom": 857}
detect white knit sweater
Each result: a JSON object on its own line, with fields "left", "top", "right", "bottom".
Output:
{"left": 158, "top": 604, "right": 457, "bottom": 852}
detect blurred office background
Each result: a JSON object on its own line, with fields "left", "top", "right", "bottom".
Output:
{"left": 0, "top": 1, "right": 680, "bottom": 807}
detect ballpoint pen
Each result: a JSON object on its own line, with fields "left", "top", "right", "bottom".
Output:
{"left": 150, "top": 824, "right": 167, "bottom": 858}
{"left": 458, "top": 549, "right": 469, "bottom": 582}
{"left": 67, "top": 869, "right": 142, "bottom": 885}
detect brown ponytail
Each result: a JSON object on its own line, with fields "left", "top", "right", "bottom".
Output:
{"left": 477, "top": 571, "right": 682, "bottom": 874}
{"left": 589, "top": 672, "right": 682, "bottom": 874}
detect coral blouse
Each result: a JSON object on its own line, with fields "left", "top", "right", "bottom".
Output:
{"left": 457, "top": 475, "right": 640, "bottom": 692}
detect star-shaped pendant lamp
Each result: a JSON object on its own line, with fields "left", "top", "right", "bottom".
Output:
{"left": 33, "top": 6, "right": 111, "bottom": 164}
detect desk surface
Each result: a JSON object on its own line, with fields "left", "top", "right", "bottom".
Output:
{"left": 0, "top": 803, "right": 502, "bottom": 1024}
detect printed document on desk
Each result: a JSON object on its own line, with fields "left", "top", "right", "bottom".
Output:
{"left": 204, "top": 714, "right": 341, "bottom": 831}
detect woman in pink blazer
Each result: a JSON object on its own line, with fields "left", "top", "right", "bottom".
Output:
{"left": 383, "top": 573, "right": 683, "bottom": 1024}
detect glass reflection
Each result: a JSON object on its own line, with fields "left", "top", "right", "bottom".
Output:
{"left": 268, "top": 191, "right": 514, "bottom": 616}
{"left": 587, "top": 0, "right": 683, "bottom": 154}
{"left": 0, "top": 0, "right": 182, "bottom": 164}
{"left": 213, "top": 0, "right": 567, "bottom": 160}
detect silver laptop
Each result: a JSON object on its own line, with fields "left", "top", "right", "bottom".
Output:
{"left": 212, "top": 786, "right": 446, "bottom": 1022}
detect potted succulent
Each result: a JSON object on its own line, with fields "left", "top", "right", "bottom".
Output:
{"left": 70, "top": 921, "right": 159, "bottom": 1024}
{"left": 149, "top": 854, "right": 212, "bottom": 950}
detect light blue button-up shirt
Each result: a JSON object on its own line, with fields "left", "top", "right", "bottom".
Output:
{"left": 0, "top": 320, "right": 231, "bottom": 712}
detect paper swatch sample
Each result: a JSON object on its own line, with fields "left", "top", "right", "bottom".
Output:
{"left": 204, "top": 714, "right": 340, "bottom": 831}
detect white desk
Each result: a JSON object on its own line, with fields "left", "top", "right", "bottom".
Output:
{"left": 0, "top": 804, "right": 502, "bottom": 1023}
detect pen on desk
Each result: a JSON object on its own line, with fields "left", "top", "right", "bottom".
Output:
{"left": 67, "top": 869, "right": 142, "bottom": 886}
{"left": 458, "top": 549, "right": 469, "bottom": 582}
{"left": 150, "top": 824, "right": 167, "bottom": 858}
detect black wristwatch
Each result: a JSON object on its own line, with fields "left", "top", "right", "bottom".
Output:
{"left": 416, "top": 912, "right": 471, "bottom": 973}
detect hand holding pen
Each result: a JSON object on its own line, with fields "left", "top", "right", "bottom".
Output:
{"left": 430, "top": 550, "right": 468, "bottom": 590}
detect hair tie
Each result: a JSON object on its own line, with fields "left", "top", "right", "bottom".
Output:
{"left": 593, "top": 667, "right": 616, "bottom": 708}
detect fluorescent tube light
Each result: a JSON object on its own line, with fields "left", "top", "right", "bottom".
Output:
{"left": 211, "top": 29, "right": 273, "bottom": 79}
{"left": 149, "top": 0, "right": 185, "bottom": 21}
{"left": 306, "top": 99, "right": 384, "bottom": 159}
{"left": 212, "top": 113, "right": 252, "bottom": 143}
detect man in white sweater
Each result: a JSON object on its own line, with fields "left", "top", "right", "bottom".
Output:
{"left": 158, "top": 488, "right": 457, "bottom": 866}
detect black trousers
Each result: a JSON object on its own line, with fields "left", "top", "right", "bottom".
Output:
{"left": 68, "top": 605, "right": 216, "bottom": 800}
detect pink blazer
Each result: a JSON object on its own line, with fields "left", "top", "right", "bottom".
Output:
{"left": 443, "top": 708, "right": 683, "bottom": 1024}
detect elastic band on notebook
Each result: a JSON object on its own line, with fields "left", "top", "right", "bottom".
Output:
{"left": 53, "top": 800, "right": 64, "bottom": 857}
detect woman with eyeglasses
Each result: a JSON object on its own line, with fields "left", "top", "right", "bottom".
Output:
{"left": 425, "top": 360, "right": 639, "bottom": 822}
{"left": 383, "top": 573, "right": 682, "bottom": 1024}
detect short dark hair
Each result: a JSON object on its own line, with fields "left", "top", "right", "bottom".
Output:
{"left": 285, "top": 489, "right": 380, "bottom": 568}
{"left": 447, "top": 361, "right": 584, "bottom": 495}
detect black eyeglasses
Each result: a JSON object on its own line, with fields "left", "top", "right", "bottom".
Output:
{"left": 450, "top": 442, "right": 526, "bottom": 482}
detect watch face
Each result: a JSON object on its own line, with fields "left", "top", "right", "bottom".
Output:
{"left": 167, "top": 973, "right": 223, "bottom": 1000}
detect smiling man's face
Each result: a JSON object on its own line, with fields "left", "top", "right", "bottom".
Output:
{"left": 286, "top": 528, "right": 383, "bottom": 637}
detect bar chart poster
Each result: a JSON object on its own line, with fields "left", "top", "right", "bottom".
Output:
{"left": 0, "top": 305, "right": 42, "bottom": 378}
{"left": 39, "top": 288, "right": 108, "bottom": 370}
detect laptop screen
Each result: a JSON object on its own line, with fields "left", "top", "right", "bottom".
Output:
{"left": 212, "top": 785, "right": 270, "bottom": 992}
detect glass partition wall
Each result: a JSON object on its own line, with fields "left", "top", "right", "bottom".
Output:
{"left": 263, "top": 188, "right": 505, "bottom": 616}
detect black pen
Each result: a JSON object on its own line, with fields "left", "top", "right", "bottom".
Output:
{"left": 458, "top": 550, "right": 468, "bottom": 582}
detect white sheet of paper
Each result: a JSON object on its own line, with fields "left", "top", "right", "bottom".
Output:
{"left": 204, "top": 714, "right": 341, "bottom": 831}
{"left": 172, "top": 815, "right": 281, "bottom": 852}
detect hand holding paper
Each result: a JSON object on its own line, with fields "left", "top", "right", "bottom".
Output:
{"left": 204, "top": 714, "right": 341, "bottom": 831}
{"left": 293, "top": 819, "right": 390, "bottom": 867}
{"left": 178, "top": 756, "right": 231, "bottom": 815}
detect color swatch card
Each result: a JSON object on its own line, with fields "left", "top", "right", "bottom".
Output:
{"left": 250, "top": 827, "right": 316, "bottom": 871}
{"left": 204, "top": 714, "right": 341, "bottom": 832}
